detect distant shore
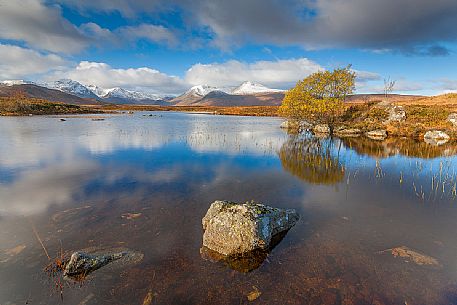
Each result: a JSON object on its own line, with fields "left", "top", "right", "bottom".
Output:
{"left": 3, "top": 94, "right": 457, "bottom": 141}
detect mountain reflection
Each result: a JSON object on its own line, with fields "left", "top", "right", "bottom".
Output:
{"left": 279, "top": 135, "right": 345, "bottom": 185}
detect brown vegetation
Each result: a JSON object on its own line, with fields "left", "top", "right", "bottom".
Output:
{"left": 341, "top": 100, "right": 457, "bottom": 139}
{"left": 96, "top": 104, "right": 281, "bottom": 117}
{"left": 0, "top": 96, "right": 96, "bottom": 116}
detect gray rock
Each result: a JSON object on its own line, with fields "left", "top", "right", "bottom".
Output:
{"left": 448, "top": 113, "right": 457, "bottom": 127}
{"left": 424, "top": 130, "right": 450, "bottom": 146}
{"left": 386, "top": 105, "right": 406, "bottom": 122}
{"left": 280, "top": 120, "right": 299, "bottom": 131}
{"left": 366, "top": 130, "right": 387, "bottom": 140}
{"left": 313, "top": 124, "right": 331, "bottom": 134}
{"left": 334, "top": 127, "right": 362, "bottom": 137}
{"left": 300, "top": 121, "right": 314, "bottom": 131}
{"left": 280, "top": 120, "right": 312, "bottom": 132}
{"left": 64, "top": 251, "right": 126, "bottom": 279}
{"left": 202, "top": 201, "right": 299, "bottom": 256}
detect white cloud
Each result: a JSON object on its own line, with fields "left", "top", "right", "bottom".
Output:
{"left": 55, "top": 61, "right": 188, "bottom": 94}
{"left": 356, "top": 78, "right": 425, "bottom": 94}
{"left": 0, "top": 0, "right": 88, "bottom": 53}
{"left": 79, "top": 23, "right": 178, "bottom": 47}
{"left": 0, "top": 44, "right": 68, "bottom": 80}
{"left": 0, "top": 1, "right": 178, "bottom": 54}
{"left": 185, "top": 58, "right": 323, "bottom": 88}
{"left": 118, "top": 24, "right": 178, "bottom": 46}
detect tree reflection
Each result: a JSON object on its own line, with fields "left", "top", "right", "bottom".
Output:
{"left": 341, "top": 137, "right": 457, "bottom": 159}
{"left": 279, "top": 135, "right": 345, "bottom": 185}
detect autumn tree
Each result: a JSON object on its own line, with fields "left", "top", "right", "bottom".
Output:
{"left": 279, "top": 66, "right": 356, "bottom": 129}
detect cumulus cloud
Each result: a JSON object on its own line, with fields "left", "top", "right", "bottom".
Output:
{"left": 55, "top": 61, "right": 188, "bottom": 94}
{"left": 185, "top": 58, "right": 323, "bottom": 88}
{"left": 0, "top": 0, "right": 88, "bottom": 53}
{"left": 0, "top": 44, "right": 68, "bottom": 80}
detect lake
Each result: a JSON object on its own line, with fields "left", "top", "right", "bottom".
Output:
{"left": 1, "top": 112, "right": 457, "bottom": 305}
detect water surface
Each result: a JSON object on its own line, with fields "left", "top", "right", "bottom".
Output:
{"left": 1, "top": 112, "right": 457, "bottom": 305}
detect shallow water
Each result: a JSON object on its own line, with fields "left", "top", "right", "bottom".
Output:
{"left": 1, "top": 112, "right": 457, "bottom": 304}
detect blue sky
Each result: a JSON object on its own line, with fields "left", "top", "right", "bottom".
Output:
{"left": 0, "top": 0, "right": 456, "bottom": 95}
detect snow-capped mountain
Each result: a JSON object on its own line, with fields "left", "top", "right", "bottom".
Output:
{"left": 45, "top": 79, "right": 99, "bottom": 99}
{"left": 39, "top": 79, "right": 172, "bottom": 104}
{"left": 232, "top": 81, "right": 284, "bottom": 95}
{"left": 186, "top": 85, "right": 225, "bottom": 97}
{"left": 103, "top": 87, "right": 163, "bottom": 101}
{"left": 170, "top": 81, "right": 285, "bottom": 106}
{"left": 182, "top": 82, "right": 283, "bottom": 97}
{"left": 86, "top": 84, "right": 111, "bottom": 98}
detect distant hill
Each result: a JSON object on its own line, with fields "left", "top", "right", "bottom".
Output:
{"left": 346, "top": 94, "right": 423, "bottom": 103}
{"left": 0, "top": 84, "right": 102, "bottom": 105}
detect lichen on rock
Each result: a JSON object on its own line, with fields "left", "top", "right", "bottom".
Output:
{"left": 202, "top": 201, "right": 299, "bottom": 257}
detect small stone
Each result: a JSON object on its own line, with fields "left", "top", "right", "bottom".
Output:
{"left": 142, "top": 290, "right": 154, "bottom": 305}
{"left": 247, "top": 286, "right": 261, "bottom": 302}
{"left": 121, "top": 213, "right": 142, "bottom": 220}
{"left": 365, "top": 130, "right": 387, "bottom": 140}
{"left": 424, "top": 130, "right": 450, "bottom": 146}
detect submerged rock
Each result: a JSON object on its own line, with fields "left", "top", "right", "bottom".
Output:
{"left": 365, "top": 130, "right": 387, "bottom": 141}
{"left": 380, "top": 246, "right": 440, "bottom": 267}
{"left": 64, "top": 251, "right": 127, "bottom": 279}
{"left": 202, "top": 201, "right": 299, "bottom": 257}
{"left": 424, "top": 130, "right": 450, "bottom": 146}
{"left": 201, "top": 229, "right": 290, "bottom": 272}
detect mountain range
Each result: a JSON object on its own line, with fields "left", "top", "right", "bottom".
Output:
{"left": 0, "top": 79, "right": 286, "bottom": 106}
{"left": 169, "top": 82, "right": 286, "bottom": 106}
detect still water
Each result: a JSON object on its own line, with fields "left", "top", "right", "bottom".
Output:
{"left": 1, "top": 112, "right": 457, "bottom": 304}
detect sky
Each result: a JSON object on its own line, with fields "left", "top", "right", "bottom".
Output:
{"left": 0, "top": 0, "right": 457, "bottom": 96}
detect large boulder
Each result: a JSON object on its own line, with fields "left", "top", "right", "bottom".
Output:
{"left": 424, "top": 130, "right": 450, "bottom": 146}
{"left": 448, "top": 113, "right": 457, "bottom": 127}
{"left": 313, "top": 124, "right": 331, "bottom": 135}
{"left": 280, "top": 120, "right": 299, "bottom": 130}
{"left": 202, "top": 201, "right": 299, "bottom": 256}
{"left": 280, "top": 120, "right": 313, "bottom": 132}
{"left": 334, "top": 127, "right": 362, "bottom": 138}
{"left": 365, "top": 130, "right": 387, "bottom": 141}
{"left": 386, "top": 105, "right": 406, "bottom": 122}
